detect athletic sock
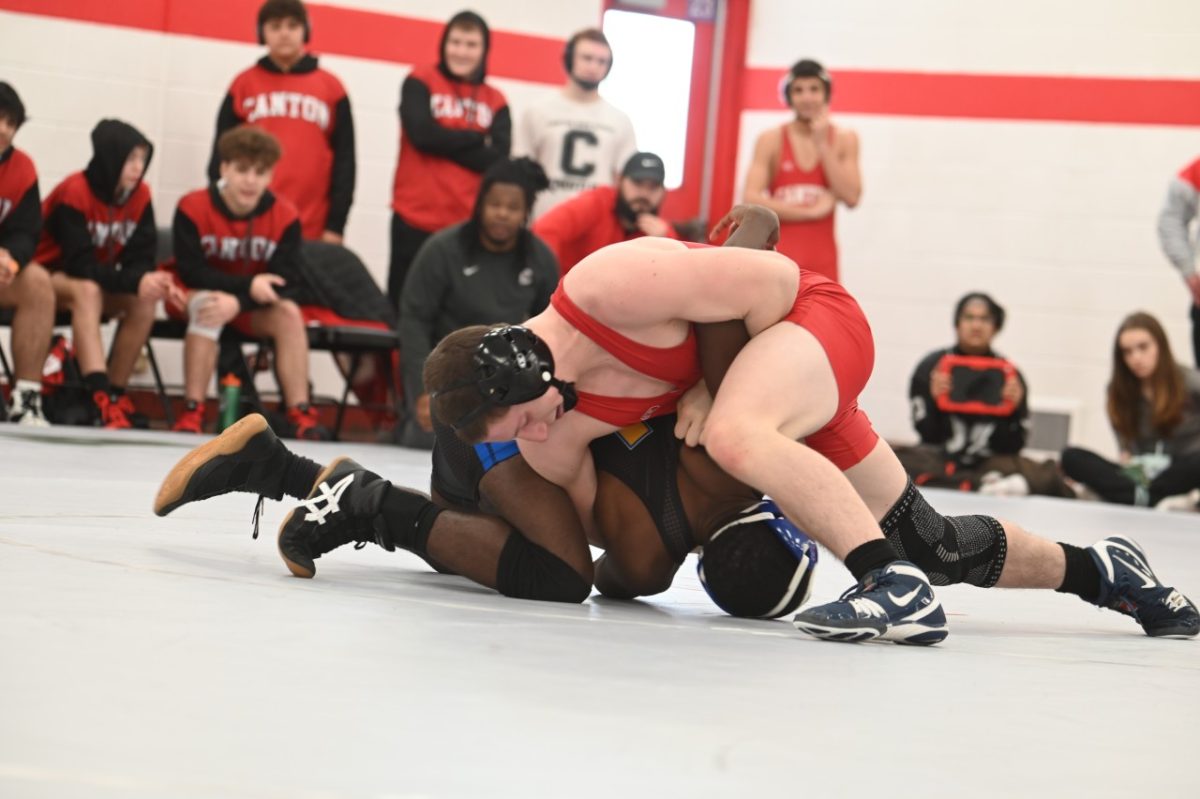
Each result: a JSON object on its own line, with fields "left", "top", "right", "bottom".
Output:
{"left": 83, "top": 372, "right": 110, "bottom": 394}
{"left": 282, "top": 452, "right": 323, "bottom": 500}
{"left": 1055, "top": 543, "right": 1102, "bottom": 603}
{"left": 381, "top": 486, "right": 443, "bottom": 556}
{"left": 844, "top": 538, "right": 901, "bottom": 582}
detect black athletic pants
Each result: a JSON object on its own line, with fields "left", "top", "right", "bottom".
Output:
{"left": 1191, "top": 303, "right": 1200, "bottom": 369}
{"left": 387, "top": 213, "right": 434, "bottom": 312}
{"left": 1061, "top": 446, "right": 1200, "bottom": 506}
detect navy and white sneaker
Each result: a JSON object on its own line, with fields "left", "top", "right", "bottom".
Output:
{"left": 1089, "top": 536, "right": 1199, "bottom": 638}
{"left": 792, "top": 561, "right": 948, "bottom": 646}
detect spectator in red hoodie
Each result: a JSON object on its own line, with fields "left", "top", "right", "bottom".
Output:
{"left": 531, "top": 151, "right": 675, "bottom": 274}
{"left": 387, "top": 10, "right": 511, "bottom": 308}
{"left": 208, "top": 0, "right": 355, "bottom": 242}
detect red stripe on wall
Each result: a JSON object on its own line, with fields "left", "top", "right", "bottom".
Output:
{"left": 6, "top": 1, "right": 1198, "bottom": 126}
{"left": 743, "top": 67, "right": 1200, "bottom": 127}
{"left": 0, "top": 0, "right": 567, "bottom": 85}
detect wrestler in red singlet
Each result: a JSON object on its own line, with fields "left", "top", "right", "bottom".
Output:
{"left": 557, "top": 240, "right": 879, "bottom": 469}
{"left": 769, "top": 125, "right": 839, "bottom": 283}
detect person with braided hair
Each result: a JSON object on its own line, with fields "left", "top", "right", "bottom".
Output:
{"left": 397, "top": 157, "right": 560, "bottom": 448}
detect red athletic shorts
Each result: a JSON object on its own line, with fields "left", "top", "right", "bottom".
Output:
{"left": 783, "top": 270, "right": 879, "bottom": 470}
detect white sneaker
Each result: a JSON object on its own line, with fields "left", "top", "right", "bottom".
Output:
{"left": 1154, "top": 489, "right": 1200, "bottom": 513}
{"left": 978, "top": 473, "right": 1029, "bottom": 497}
{"left": 8, "top": 389, "right": 50, "bottom": 427}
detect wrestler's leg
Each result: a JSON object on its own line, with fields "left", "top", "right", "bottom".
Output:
{"left": 702, "top": 323, "right": 882, "bottom": 561}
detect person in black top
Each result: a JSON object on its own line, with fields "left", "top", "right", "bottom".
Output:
{"left": 398, "top": 157, "right": 559, "bottom": 449}
{"left": 896, "top": 292, "right": 1070, "bottom": 497}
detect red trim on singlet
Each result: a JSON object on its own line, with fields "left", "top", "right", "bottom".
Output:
{"left": 550, "top": 284, "right": 702, "bottom": 426}
{"left": 550, "top": 286, "right": 699, "bottom": 385}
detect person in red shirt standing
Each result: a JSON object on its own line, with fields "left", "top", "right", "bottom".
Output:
{"left": 36, "top": 119, "right": 179, "bottom": 429}
{"left": 531, "top": 151, "right": 676, "bottom": 274}
{"left": 0, "top": 82, "right": 55, "bottom": 426}
{"left": 172, "top": 126, "right": 327, "bottom": 440}
{"left": 743, "top": 59, "right": 861, "bottom": 283}
{"left": 388, "top": 10, "right": 511, "bottom": 308}
{"left": 208, "top": 0, "right": 355, "bottom": 243}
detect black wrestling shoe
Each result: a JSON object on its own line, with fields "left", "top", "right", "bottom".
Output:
{"left": 277, "top": 457, "right": 394, "bottom": 579}
{"left": 154, "top": 413, "right": 290, "bottom": 516}
{"left": 1089, "top": 536, "right": 1199, "bottom": 638}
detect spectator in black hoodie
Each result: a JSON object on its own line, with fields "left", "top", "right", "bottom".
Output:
{"left": 35, "top": 119, "right": 181, "bottom": 429}
{"left": 387, "top": 10, "right": 511, "bottom": 307}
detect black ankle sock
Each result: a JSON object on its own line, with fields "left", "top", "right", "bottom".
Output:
{"left": 381, "top": 486, "right": 443, "bottom": 556}
{"left": 845, "top": 539, "right": 901, "bottom": 582}
{"left": 1056, "top": 543, "right": 1101, "bottom": 603}
{"left": 84, "top": 372, "right": 110, "bottom": 394}
{"left": 281, "top": 453, "right": 323, "bottom": 500}
{"left": 110, "top": 385, "right": 126, "bottom": 396}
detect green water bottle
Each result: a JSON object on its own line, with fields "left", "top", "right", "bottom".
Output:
{"left": 218, "top": 373, "right": 242, "bottom": 431}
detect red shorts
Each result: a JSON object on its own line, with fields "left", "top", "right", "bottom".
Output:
{"left": 784, "top": 270, "right": 879, "bottom": 470}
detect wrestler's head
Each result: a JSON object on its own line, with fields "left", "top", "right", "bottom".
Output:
{"left": 697, "top": 499, "right": 818, "bottom": 618}
{"left": 783, "top": 58, "right": 831, "bottom": 122}
{"left": 425, "top": 325, "right": 575, "bottom": 443}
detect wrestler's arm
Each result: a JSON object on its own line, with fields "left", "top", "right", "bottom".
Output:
{"left": 475, "top": 455, "right": 595, "bottom": 581}
{"left": 517, "top": 412, "right": 614, "bottom": 547}
{"left": 593, "top": 473, "right": 681, "bottom": 600}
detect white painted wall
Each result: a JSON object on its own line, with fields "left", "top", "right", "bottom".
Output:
{"left": 0, "top": 2, "right": 601, "bottom": 400}
{"left": 741, "top": 0, "right": 1200, "bottom": 457}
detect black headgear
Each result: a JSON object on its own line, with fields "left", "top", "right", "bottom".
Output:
{"left": 563, "top": 29, "right": 613, "bottom": 80}
{"left": 781, "top": 58, "right": 832, "bottom": 104}
{"left": 257, "top": 0, "right": 311, "bottom": 45}
{"left": 434, "top": 326, "right": 577, "bottom": 432}
{"left": 954, "top": 292, "right": 1006, "bottom": 332}
{"left": 697, "top": 500, "right": 819, "bottom": 619}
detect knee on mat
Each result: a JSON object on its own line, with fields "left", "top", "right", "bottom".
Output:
{"left": 496, "top": 533, "right": 592, "bottom": 604}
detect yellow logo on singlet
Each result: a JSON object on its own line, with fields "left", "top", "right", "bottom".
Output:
{"left": 616, "top": 421, "right": 652, "bottom": 450}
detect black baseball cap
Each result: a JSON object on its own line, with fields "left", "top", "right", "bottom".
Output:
{"left": 622, "top": 152, "right": 665, "bottom": 184}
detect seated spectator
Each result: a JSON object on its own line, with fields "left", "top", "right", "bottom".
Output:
{"left": 895, "top": 292, "right": 1071, "bottom": 497}
{"left": 1156, "top": 155, "right": 1200, "bottom": 366}
{"left": 1062, "top": 311, "right": 1200, "bottom": 509}
{"left": 0, "top": 81, "right": 54, "bottom": 425}
{"left": 388, "top": 10, "right": 510, "bottom": 308}
{"left": 531, "top": 151, "right": 676, "bottom": 274}
{"left": 398, "top": 157, "right": 558, "bottom": 448}
{"left": 36, "top": 118, "right": 176, "bottom": 429}
{"left": 169, "top": 125, "right": 327, "bottom": 439}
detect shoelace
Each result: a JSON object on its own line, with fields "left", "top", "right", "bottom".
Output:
{"left": 250, "top": 496, "right": 265, "bottom": 540}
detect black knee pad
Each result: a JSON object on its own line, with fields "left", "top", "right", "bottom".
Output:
{"left": 880, "top": 480, "right": 1007, "bottom": 588}
{"left": 496, "top": 532, "right": 591, "bottom": 604}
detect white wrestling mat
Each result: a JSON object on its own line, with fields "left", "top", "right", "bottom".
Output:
{"left": 1, "top": 425, "right": 1197, "bottom": 799}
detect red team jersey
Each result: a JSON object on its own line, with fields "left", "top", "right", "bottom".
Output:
{"left": 391, "top": 64, "right": 508, "bottom": 233}
{"left": 1180, "top": 158, "right": 1200, "bottom": 192}
{"left": 217, "top": 57, "right": 351, "bottom": 239}
{"left": 35, "top": 171, "right": 153, "bottom": 289}
{"left": 173, "top": 186, "right": 302, "bottom": 311}
{"left": 0, "top": 146, "right": 40, "bottom": 268}
{"left": 769, "top": 125, "right": 839, "bottom": 282}
{"left": 531, "top": 185, "right": 677, "bottom": 275}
